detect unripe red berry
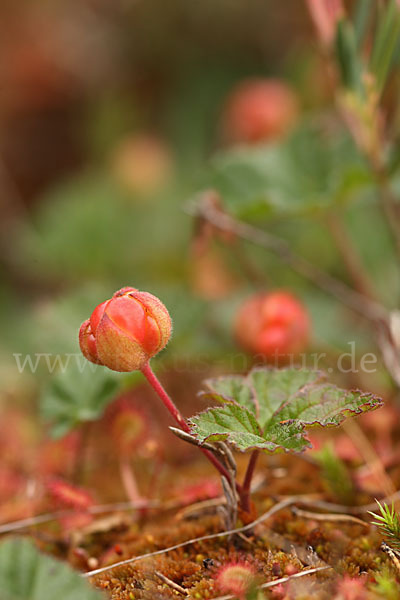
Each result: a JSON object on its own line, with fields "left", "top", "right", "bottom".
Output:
{"left": 235, "top": 291, "right": 310, "bottom": 360}
{"left": 79, "top": 287, "right": 172, "bottom": 372}
{"left": 222, "top": 78, "right": 298, "bottom": 145}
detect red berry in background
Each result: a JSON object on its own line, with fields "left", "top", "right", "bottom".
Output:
{"left": 222, "top": 78, "right": 298, "bottom": 145}
{"left": 235, "top": 291, "right": 310, "bottom": 360}
{"left": 79, "top": 287, "right": 172, "bottom": 372}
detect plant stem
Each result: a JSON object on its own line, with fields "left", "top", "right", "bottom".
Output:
{"left": 119, "top": 457, "right": 143, "bottom": 504}
{"left": 189, "top": 193, "right": 386, "bottom": 322}
{"left": 240, "top": 450, "right": 259, "bottom": 513}
{"left": 141, "top": 362, "right": 242, "bottom": 493}
{"left": 141, "top": 362, "right": 189, "bottom": 432}
{"left": 74, "top": 421, "right": 93, "bottom": 484}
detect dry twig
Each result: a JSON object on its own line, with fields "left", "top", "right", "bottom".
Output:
{"left": 155, "top": 571, "right": 188, "bottom": 595}
{"left": 188, "top": 193, "right": 387, "bottom": 322}
{"left": 188, "top": 193, "right": 400, "bottom": 385}
{"left": 291, "top": 506, "right": 369, "bottom": 528}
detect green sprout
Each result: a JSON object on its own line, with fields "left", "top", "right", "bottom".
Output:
{"left": 369, "top": 501, "right": 400, "bottom": 550}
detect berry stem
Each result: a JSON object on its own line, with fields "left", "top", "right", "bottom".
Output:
{"left": 240, "top": 449, "right": 259, "bottom": 513}
{"left": 141, "top": 362, "right": 242, "bottom": 493}
{"left": 141, "top": 362, "right": 190, "bottom": 433}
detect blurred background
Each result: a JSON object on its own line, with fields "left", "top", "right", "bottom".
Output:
{"left": 0, "top": 0, "right": 319, "bottom": 386}
{"left": 1, "top": 0, "right": 399, "bottom": 521}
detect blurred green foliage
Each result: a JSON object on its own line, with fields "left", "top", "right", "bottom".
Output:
{"left": 0, "top": 538, "right": 104, "bottom": 600}
{"left": 40, "top": 363, "right": 121, "bottom": 438}
{"left": 207, "top": 122, "right": 373, "bottom": 219}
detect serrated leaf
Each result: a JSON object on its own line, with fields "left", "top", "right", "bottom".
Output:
{"left": 270, "top": 384, "right": 381, "bottom": 428}
{"left": 191, "top": 367, "right": 383, "bottom": 454}
{"left": 248, "top": 368, "right": 324, "bottom": 428}
{"left": 189, "top": 403, "right": 310, "bottom": 453}
{"left": 201, "top": 368, "right": 324, "bottom": 429}
{"left": 200, "top": 375, "right": 255, "bottom": 414}
{"left": 0, "top": 538, "right": 104, "bottom": 600}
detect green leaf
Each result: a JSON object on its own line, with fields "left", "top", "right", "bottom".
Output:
{"left": 370, "top": 0, "right": 400, "bottom": 95}
{"left": 369, "top": 501, "right": 400, "bottom": 550}
{"left": 40, "top": 362, "right": 121, "bottom": 437}
{"left": 0, "top": 538, "right": 104, "bottom": 600}
{"left": 207, "top": 123, "right": 372, "bottom": 220}
{"left": 269, "top": 384, "right": 381, "bottom": 428}
{"left": 189, "top": 402, "right": 309, "bottom": 453}
{"left": 190, "top": 367, "right": 383, "bottom": 454}
{"left": 335, "top": 19, "right": 364, "bottom": 93}
{"left": 353, "top": 0, "right": 374, "bottom": 49}
{"left": 201, "top": 368, "right": 323, "bottom": 430}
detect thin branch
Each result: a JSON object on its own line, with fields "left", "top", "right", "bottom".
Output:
{"left": 3, "top": 488, "right": 400, "bottom": 537}
{"left": 282, "top": 490, "right": 400, "bottom": 514}
{"left": 291, "top": 506, "right": 369, "bottom": 528}
{"left": 381, "top": 541, "right": 400, "bottom": 574}
{"left": 175, "top": 497, "right": 225, "bottom": 520}
{"left": 169, "top": 426, "right": 217, "bottom": 452}
{"left": 0, "top": 500, "right": 161, "bottom": 535}
{"left": 0, "top": 472, "right": 267, "bottom": 536}
{"left": 189, "top": 193, "right": 400, "bottom": 386}
{"left": 188, "top": 193, "right": 387, "bottom": 323}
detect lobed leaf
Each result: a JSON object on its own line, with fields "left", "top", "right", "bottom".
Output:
{"left": 189, "top": 403, "right": 310, "bottom": 453}
{"left": 201, "top": 368, "right": 324, "bottom": 429}
{"left": 191, "top": 367, "right": 383, "bottom": 454}
{"left": 270, "top": 384, "right": 382, "bottom": 428}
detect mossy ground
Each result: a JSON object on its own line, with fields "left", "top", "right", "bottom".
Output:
{"left": 2, "top": 379, "right": 400, "bottom": 599}
{"left": 35, "top": 450, "right": 397, "bottom": 600}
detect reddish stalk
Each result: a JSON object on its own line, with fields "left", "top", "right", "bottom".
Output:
{"left": 240, "top": 449, "right": 259, "bottom": 513}
{"left": 141, "top": 362, "right": 243, "bottom": 494}
{"left": 141, "top": 362, "right": 189, "bottom": 432}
